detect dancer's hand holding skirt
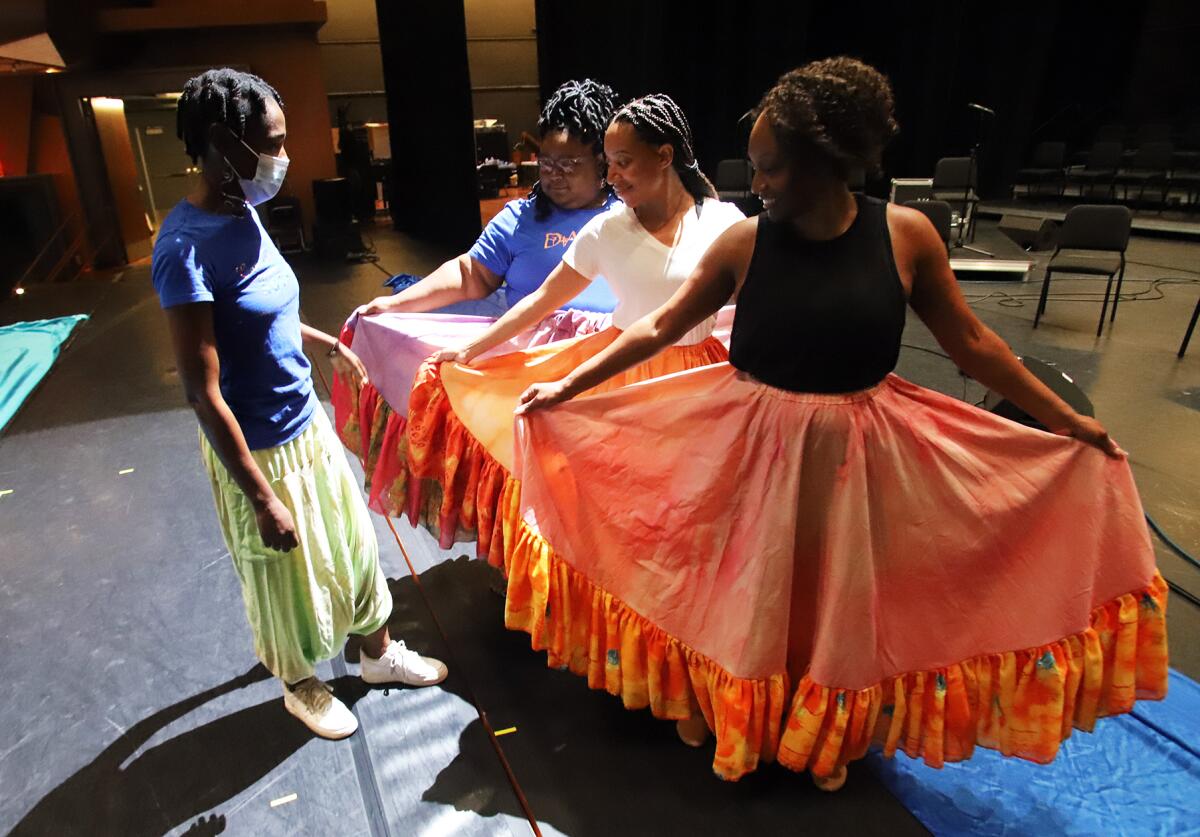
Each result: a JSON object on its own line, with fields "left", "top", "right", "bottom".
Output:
{"left": 502, "top": 363, "right": 1168, "bottom": 780}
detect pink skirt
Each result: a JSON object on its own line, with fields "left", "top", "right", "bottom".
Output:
{"left": 502, "top": 363, "right": 1169, "bottom": 780}
{"left": 406, "top": 329, "right": 729, "bottom": 560}
{"left": 332, "top": 305, "right": 735, "bottom": 518}
{"left": 332, "top": 307, "right": 612, "bottom": 516}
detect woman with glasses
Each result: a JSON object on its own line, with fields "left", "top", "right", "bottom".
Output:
{"left": 403, "top": 93, "right": 743, "bottom": 561}
{"left": 358, "top": 78, "right": 622, "bottom": 329}
{"left": 334, "top": 80, "right": 624, "bottom": 517}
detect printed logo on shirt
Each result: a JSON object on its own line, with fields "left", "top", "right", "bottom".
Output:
{"left": 544, "top": 231, "right": 578, "bottom": 249}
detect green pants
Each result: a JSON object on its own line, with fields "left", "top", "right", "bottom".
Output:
{"left": 201, "top": 408, "right": 392, "bottom": 684}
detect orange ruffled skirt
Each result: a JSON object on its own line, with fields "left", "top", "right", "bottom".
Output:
{"left": 332, "top": 308, "right": 612, "bottom": 517}
{"left": 405, "top": 328, "right": 728, "bottom": 561}
{"left": 333, "top": 306, "right": 736, "bottom": 521}
{"left": 502, "top": 363, "right": 1168, "bottom": 781}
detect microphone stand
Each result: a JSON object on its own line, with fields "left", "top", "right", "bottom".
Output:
{"left": 954, "top": 105, "right": 994, "bottom": 257}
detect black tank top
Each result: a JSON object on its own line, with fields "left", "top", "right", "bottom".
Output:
{"left": 729, "top": 195, "right": 907, "bottom": 393}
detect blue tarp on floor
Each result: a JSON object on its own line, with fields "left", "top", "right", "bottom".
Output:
{"left": 869, "top": 669, "right": 1200, "bottom": 836}
{"left": 0, "top": 315, "right": 87, "bottom": 433}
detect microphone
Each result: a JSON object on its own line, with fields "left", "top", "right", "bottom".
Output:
{"left": 967, "top": 102, "right": 996, "bottom": 116}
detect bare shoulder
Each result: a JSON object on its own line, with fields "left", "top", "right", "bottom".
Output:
{"left": 703, "top": 215, "right": 760, "bottom": 293}
{"left": 707, "top": 215, "right": 758, "bottom": 264}
{"left": 886, "top": 201, "right": 941, "bottom": 247}
{"left": 885, "top": 202, "right": 947, "bottom": 285}
{"left": 716, "top": 215, "right": 760, "bottom": 249}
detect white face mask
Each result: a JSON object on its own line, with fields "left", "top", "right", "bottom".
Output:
{"left": 225, "top": 138, "right": 289, "bottom": 206}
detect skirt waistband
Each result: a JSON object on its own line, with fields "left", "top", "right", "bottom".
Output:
{"left": 736, "top": 370, "right": 889, "bottom": 404}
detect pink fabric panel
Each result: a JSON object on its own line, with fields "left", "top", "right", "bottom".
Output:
{"left": 515, "top": 364, "right": 1157, "bottom": 689}
{"left": 346, "top": 309, "right": 612, "bottom": 414}
{"left": 346, "top": 305, "right": 734, "bottom": 416}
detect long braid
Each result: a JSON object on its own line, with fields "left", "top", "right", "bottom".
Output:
{"left": 530, "top": 78, "right": 620, "bottom": 220}
{"left": 176, "top": 68, "right": 285, "bottom": 164}
{"left": 613, "top": 93, "right": 717, "bottom": 213}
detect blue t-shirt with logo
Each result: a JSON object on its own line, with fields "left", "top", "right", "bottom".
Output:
{"left": 151, "top": 200, "right": 315, "bottom": 450}
{"left": 468, "top": 194, "right": 619, "bottom": 312}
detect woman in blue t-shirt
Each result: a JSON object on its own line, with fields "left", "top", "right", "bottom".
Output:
{"left": 332, "top": 80, "right": 624, "bottom": 518}
{"left": 152, "top": 69, "right": 447, "bottom": 742}
{"left": 358, "top": 78, "right": 621, "bottom": 326}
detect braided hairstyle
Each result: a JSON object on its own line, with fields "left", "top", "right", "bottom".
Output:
{"left": 531, "top": 78, "right": 620, "bottom": 220}
{"left": 754, "top": 57, "right": 899, "bottom": 179}
{"left": 176, "top": 68, "right": 285, "bottom": 164}
{"left": 612, "top": 93, "right": 717, "bottom": 213}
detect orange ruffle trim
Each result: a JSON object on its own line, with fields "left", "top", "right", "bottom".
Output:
{"left": 403, "top": 359, "right": 519, "bottom": 559}
{"left": 331, "top": 365, "right": 415, "bottom": 520}
{"left": 404, "top": 336, "right": 728, "bottom": 555}
{"left": 330, "top": 317, "right": 507, "bottom": 537}
{"left": 501, "top": 512, "right": 1170, "bottom": 781}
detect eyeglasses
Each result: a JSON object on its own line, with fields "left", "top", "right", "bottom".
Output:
{"left": 537, "top": 156, "right": 588, "bottom": 176}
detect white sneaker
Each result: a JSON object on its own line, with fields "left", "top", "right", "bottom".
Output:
{"left": 360, "top": 640, "right": 448, "bottom": 686}
{"left": 283, "top": 677, "right": 358, "bottom": 739}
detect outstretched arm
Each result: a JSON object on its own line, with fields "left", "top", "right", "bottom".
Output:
{"left": 300, "top": 322, "right": 368, "bottom": 389}
{"left": 517, "top": 219, "right": 756, "bottom": 413}
{"left": 898, "top": 206, "right": 1123, "bottom": 457}
{"left": 433, "top": 260, "right": 593, "bottom": 365}
{"left": 358, "top": 255, "right": 502, "bottom": 316}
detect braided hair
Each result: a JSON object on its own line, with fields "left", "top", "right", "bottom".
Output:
{"left": 612, "top": 93, "right": 717, "bottom": 214}
{"left": 530, "top": 78, "right": 620, "bottom": 220}
{"left": 176, "top": 68, "right": 285, "bottom": 164}
{"left": 754, "top": 57, "right": 898, "bottom": 179}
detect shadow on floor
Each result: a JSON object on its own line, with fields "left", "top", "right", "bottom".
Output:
{"left": 10, "top": 666, "right": 368, "bottom": 837}
{"left": 389, "top": 556, "right": 927, "bottom": 837}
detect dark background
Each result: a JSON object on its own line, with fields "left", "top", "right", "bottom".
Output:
{"left": 373, "top": 0, "right": 1200, "bottom": 246}
{"left": 534, "top": 1, "right": 1199, "bottom": 196}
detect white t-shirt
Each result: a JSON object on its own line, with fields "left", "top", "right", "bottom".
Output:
{"left": 563, "top": 197, "right": 745, "bottom": 345}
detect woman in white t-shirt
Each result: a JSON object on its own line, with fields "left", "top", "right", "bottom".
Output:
{"left": 401, "top": 94, "right": 744, "bottom": 560}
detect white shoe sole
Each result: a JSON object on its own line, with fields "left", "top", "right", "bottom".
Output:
{"left": 283, "top": 694, "right": 359, "bottom": 739}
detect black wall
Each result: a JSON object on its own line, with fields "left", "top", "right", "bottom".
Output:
{"left": 536, "top": 1, "right": 1198, "bottom": 198}
{"left": 376, "top": 0, "right": 480, "bottom": 247}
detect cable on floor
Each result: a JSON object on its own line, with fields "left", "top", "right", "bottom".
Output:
{"left": 962, "top": 276, "right": 1199, "bottom": 310}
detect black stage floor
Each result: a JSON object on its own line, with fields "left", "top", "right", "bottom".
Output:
{"left": 2, "top": 218, "right": 1197, "bottom": 835}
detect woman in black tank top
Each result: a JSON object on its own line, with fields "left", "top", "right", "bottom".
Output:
{"left": 498, "top": 59, "right": 1166, "bottom": 792}
{"left": 727, "top": 192, "right": 906, "bottom": 393}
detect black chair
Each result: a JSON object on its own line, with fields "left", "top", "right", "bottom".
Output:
{"left": 931, "top": 157, "right": 979, "bottom": 242}
{"left": 476, "top": 161, "right": 507, "bottom": 198}
{"left": 1096, "top": 123, "right": 1126, "bottom": 142}
{"left": 1180, "top": 117, "right": 1200, "bottom": 151}
{"left": 903, "top": 199, "right": 953, "bottom": 250}
{"left": 1134, "top": 122, "right": 1172, "bottom": 146}
{"left": 715, "top": 159, "right": 752, "bottom": 202}
{"left": 1067, "top": 141, "right": 1122, "bottom": 199}
{"left": 1034, "top": 205, "right": 1132, "bottom": 337}
{"left": 1179, "top": 294, "right": 1200, "bottom": 358}
{"left": 1170, "top": 154, "right": 1200, "bottom": 209}
{"left": 264, "top": 197, "right": 306, "bottom": 254}
{"left": 1012, "top": 141, "right": 1067, "bottom": 198}
{"left": 1113, "top": 141, "right": 1173, "bottom": 205}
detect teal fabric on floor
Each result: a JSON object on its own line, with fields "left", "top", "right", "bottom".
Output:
{"left": 0, "top": 315, "right": 88, "bottom": 433}
{"left": 868, "top": 668, "right": 1200, "bottom": 836}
